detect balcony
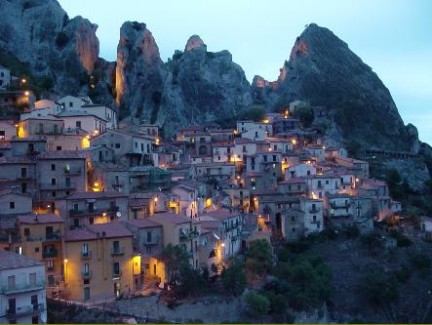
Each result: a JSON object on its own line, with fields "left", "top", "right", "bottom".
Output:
{"left": 112, "top": 271, "right": 122, "bottom": 278}
{"left": 330, "top": 202, "right": 351, "bottom": 209}
{"left": 1, "top": 281, "right": 45, "bottom": 295}
{"left": 81, "top": 251, "right": 92, "bottom": 260}
{"left": 81, "top": 270, "right": 92, "bottom": 279}
{"left": 309, "top": 206, "right": 320, "bottom": 213}
{"left": 6, "top": 303, "right": 45, "bottom": 318}
{"left": 45, "top": 233, "right": 61, "bottom": 241}
{"left": 42, "top": 249, "right": 58, "bottom": 259}
{"left": 40, "top": 182, "right": 77, "bottom": 190}
{"left": 69, "top": 206, "right": 118, "bottom": 217}
{"left": 64, "top": 167, "right": 82, "bottom": 175}
{"left": 111, "top": 247, "right": 125, "bottom": 256}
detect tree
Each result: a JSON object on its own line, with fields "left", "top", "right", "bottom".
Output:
{"left": 221, "top": 257, "right": 247, "bottom": 296}
{"left": 275, "top": 255, "right": 332, "bottom": 311}
{"left": 160, "top": 244, "right": 190, "bottom": 282}
{"left": 244, "top": 292, "right": 270, "bottom": 320}
{"left": 240, "top": 105, "right": 267, "bottom": 122}
{"left": 245, "top": 239, "right": 273, "bottom": 276}
{"left": 291, "top": 105, "right": 314, "bottom": 127}
{"left": 360, "top": 269, "right": 399, "bottom": 308}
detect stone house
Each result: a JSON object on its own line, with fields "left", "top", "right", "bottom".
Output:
{"left": 121, "top": 218, "right": 163, "bottom": 280}
{"left": 35, "top": 150, "right": 87, "bottom": 209}
{"left": 57, "top": 191, "right": 129, "bottom": 230}
{"left": 0, "top": 250, "right": 47, "bottom": 324}
{"left": 63, "top": 222, "right": 137, "bottom": 301}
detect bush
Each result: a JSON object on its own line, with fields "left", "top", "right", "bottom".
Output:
{"left": 410, "top": 252, "right": 431, "bottom": 270}
{"left": 344, "top": 225, "right": 360, "bottom": 238}
{"left": 244, "top": 292, "right": 270, "bottom": 319}
{"left": 360, "top": 270, "right": 399, "bottom": 307}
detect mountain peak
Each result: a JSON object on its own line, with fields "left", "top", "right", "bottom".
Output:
{"left": 185, "top": 35, "right": 207, "bottom": 52}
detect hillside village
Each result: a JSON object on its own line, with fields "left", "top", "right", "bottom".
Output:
{"left": 0, "top": 64, "right": 417, "bottom": 322}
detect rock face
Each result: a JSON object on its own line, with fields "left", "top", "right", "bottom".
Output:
{"left": 115, "top": 30, "right": 253, "bottom": 137}
{"left": 115, "top": 21, "right": 164, "bottom": 119}
{"left": 0, "top": 0, "right": 99, "bottom": 95}
{"left": 157, "top": 35, "right": 253, "bottom": 137}
{"left": 252, "top": 23, "right": 415, "bottom": 152}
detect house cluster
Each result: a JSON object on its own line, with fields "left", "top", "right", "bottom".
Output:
{"left": 0, "top": 94, "right": 403, "bottom": 307}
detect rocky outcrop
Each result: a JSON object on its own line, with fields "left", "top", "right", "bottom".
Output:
{"left": 156, "top": 35, "right": 253, "bottom": 137}
{"left": 115, "top": 21, "right": 164, "bottom": 119}
{"left": 0, "top": 0, "right": 99, "bottom": 95}
{"left": 252, "top": 23, "right": 415, "bottom": 152}
{"left": 114, "top": 30, "right": 253, "bottom": 137}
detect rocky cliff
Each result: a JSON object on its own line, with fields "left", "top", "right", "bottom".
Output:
{"left": 114, "top": 30, "right": 253, "bottom": 137}
{"left": 0, "top": 0, "right": 99, "bottom": 95}
{"left": 157, "top": 35, "right": 253, "bottom": 137}
{"left": 252, "top": 23, "right": 416, "bottom": 153}
{"left": 115, "top": 21, "right": 164, "bottom": 120}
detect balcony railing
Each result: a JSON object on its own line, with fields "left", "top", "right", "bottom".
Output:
{"left": 330, "top": 202, "right": 351, "bottom": 209}
{"left": 309, "top": 206, "right": 320, "bottom": 213}
{"left": 42, "top": 249, "right": 58, "bottom": 258}
{"left": 111, "top": 247, "right": 125, "bottom": 256}
{"left": 70, "top": 206, "right": 118, "bottom": 216}
{"left": 64, "top": 167, "right": 82, "bottom": 175}
{"left": 81, "top": 251, "right": 92, "bottom": 259}
{"left": 45, "top": 233, "right": 61, "bottom": 241}
{"left": 81, "top": 271, "right": 92, "bottom": 279}
{"left": 40, "top": 182, "right": 77, "bottom": 190}
{"left": 1, "top": 281, "right": 45, "bottom": 294}
{"left": 6, "top": 303, "right": 45, "bottom": 318}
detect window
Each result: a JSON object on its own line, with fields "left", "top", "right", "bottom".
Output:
{"left": 51, "top": 164, "right": 56, "bottom": 171}
{"left": 83, "top": 287, "right": 90, "bottom": 301}
{"left": 8, "top": 275, "right": 15, "bottom": 290}
{"left": 0, "top": 130, "right": 5, "bottom": 140}
{"left": 76, "top": 121, "right": 81, "bottom": 128}
{"left": 69, "top": 102, "right": 73, "bottom": 107}
{"left": 51, "top": 191, "right": 56, "bottom": 197}
{"left": 21, "top": 167, "right": 27, "bottom": 177}
{"left": 21, "top": 183, "right": 27, "bottom": 193}
{"left": 9, "top": 202, "right": 15, "bottom": 209}
{"left": 115, "top": 143, "right": 120, "bottom": 148}
{"left": 24, "top": 228, "right": 30, "bottom": 237}
{"left": 147, "top": 231, "right": 152, "bottom": 243}
{"left": 113, "top": 262, "right": 120, "bottom": 276}
{"left": 29, "top": 272, "right": 36, "bottom": 285}
{"left": 51, "top": 178, "right": 56, "bottom": 185}
{"left": 113, "top": 240, "right": 120, "bottom": 253}
{"left": 47, "top": 259, "right": 54, "bottom": 272}
{"left": 56, "top": 146, "right": 62, "bottom": 151}
{"left": 82, "top": 243, "right": 89, "bottom": 257}
{"left": 73, "top": 203, "right": 78, "bottom": 211}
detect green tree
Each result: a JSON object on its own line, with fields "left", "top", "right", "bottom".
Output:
{"left": 245, "top": 239, "right": 273, "bottom": 276}
{"left": 240, "top": 105, "right": 267, "bottom": 122}
{"left": 221, "top": 257, "right": 247, "bottom": 296}
{"left": 292, "top": 106, "right": 314, "bottom": 127}
{"left": 244, "top": 292, "right": 270, "bottom": 320}
{"left": 276, "top": 255, "right": 332, "bottom": 311}
{"left": 360, "top": 269, "right": 399, "bottom": 307}
{"left": 160, "top": 244, "right": 190, "bottom": 282}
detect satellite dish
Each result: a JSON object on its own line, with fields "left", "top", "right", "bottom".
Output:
{"left": 116, "top": 211, "right": 122, "bottom": 218}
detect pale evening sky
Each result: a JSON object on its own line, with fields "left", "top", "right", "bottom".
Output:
{"left": 58, "top": 0, "right": 432, "bottom": 145}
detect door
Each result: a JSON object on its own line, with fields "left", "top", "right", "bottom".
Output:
{"left": 83, "top": 287, "right": 90, "bottom": 301}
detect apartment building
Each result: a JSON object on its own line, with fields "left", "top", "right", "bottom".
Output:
{"left": 63, "top": 223, "right": 137, "bottom": 301}
{"left": 0, "top": 250, "right": 47, "bottom": 324}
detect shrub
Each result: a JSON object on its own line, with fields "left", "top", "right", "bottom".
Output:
{"left": 55, "top": 32, "right": 69, "bottom": 49}
{"left": 410, "top": 252, "right": 431, "bottom": 270}
{"left": 244, "top": 292, "right": 270, "bottom": 319}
